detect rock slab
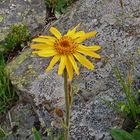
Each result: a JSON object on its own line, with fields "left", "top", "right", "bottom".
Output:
{"left": 3, "top": 0, "right": 140, "bottom": 139}
{"left": 0, "top": 0, "right": 46, "bottom": 41}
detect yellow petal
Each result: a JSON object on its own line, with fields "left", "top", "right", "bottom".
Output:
{"left": 72, "top": 31, "right": 85, "bottom": 39}
{"left": 66, "top": 23, "right": 80, "bottom": 36}
{"left": 32, "top": 38, "right": 54, "bottom": 46}
{"left": 39, "top": 36, "right": 56, "bottom": 43}
{"left": 50, "top": 27, "right": 62, "bottom": 39}
{"left": 71, "top": 23, "right": 80, "bottom": 33}
{"left": 73, "top": 52, "right": 94, "bottom": 70}
{"left": 68, "top": 55, "right": 79, "bottom": 75}
{"left": 46, "top": 55, "right": 61, "bottom": 72}
{"left": 32, "top": 38, "right": 47, "bottom": 43}
{"left": 39, "top": 36, "right": 56, "bottom": 40}
{"left": 58, "top": 55, "right": 66, "bottom": 75}
{"left": 66, "top": 57, "right": 73, "bottom": 80}
{"left": 80, "top": 45, "right": 101, "bottom": 51}
{"left": 34, "top": 49, "right": 57, "bottom": 57}
{"left": 31, "top": 44, "right": 53, "bottom": 50}
{"left": 77, "top": 45, "right": 101, "bottom": 58}
{"left": 75, "top": 31, "right": 97, "bottom": 43}
{"left": 32, "top": 51, "right": 38, "bottom": 54}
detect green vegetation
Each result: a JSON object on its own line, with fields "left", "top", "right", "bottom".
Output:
{"left": 114, "top": 66, "right": 139, "bottom": 122}
{"left": 32, "top": 127, "right": 64, "bottom": 140}
{"left": 0, "top": 55, "right": 18, "bottom": 114}
{"left": 0, "top": 24, "right": 30, "bottom": 56}
{"left": 0, "top": 127, "right": 10, "bottom": 139}
{"left": 44, "top": 0, "right": 76, "bottom": 18}
{"left": 32, "top": 127, "right": 42, "bottom": 140}
{"left": 0, "top": 23, "right": 30, "bottom": 115}
{"left": 111, "top": 128, "right": 140, "bottom": 140}
{"left": 104, "top": 64, "right": 140, "bottom": 140}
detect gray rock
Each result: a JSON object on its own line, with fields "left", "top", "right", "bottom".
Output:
{"left": 3, "top": 0, "right": 140, "bottom": 140}
{"left": 0, "top": 0, "right": 46, "bottom": 41}
{"left": 1, "top": 102, "right": 37, "bottom": 140}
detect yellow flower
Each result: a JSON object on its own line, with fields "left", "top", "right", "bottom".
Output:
{"left": 31, "top": 24, "right": 101, "bottom": 80}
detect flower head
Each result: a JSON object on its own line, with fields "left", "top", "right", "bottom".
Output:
{"left": 31, "top": 24, "right": 101, "bottom": 80}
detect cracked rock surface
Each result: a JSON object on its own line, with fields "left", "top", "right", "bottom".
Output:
{"left": 1, "top": 0, "right": 140, "bottom": 139}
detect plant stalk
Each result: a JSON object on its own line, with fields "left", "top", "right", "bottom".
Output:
{"left": 64, "top": 69, "right": 70, "bottom": 140}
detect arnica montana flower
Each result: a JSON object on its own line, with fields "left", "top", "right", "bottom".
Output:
{"left": 31, "top": 24, "right": 101, "bottom": 80}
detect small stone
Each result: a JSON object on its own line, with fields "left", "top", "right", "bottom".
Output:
{"left": 110, "top": 54, "right": 114, "bottom": 58}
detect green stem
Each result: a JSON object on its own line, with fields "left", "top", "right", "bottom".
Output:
{"left": 64, "top": 69, "right": 70, "bottom": 140}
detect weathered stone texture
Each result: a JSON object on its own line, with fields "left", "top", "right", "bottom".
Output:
{"left": 1, "top": 102, "right": 36, "bottom": 140}
{"left": 3, "top": 0, "right": 140, "bottom": 139}
{"left": 0, "top": 0, "right": 46, "bottom": 41}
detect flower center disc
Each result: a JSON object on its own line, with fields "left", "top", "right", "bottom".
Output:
{"left": 54, "top": 36, "right": 78, "bottom": 55}
{"left": 60, "top": 40, "right": 70, "bottom": 47}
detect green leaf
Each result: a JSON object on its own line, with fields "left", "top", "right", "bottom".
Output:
{"left": 54, "top": 10, "right": 61, "bottom": 19}
{"left": 32, "top": 127, "right": 42, "bottom": 140}
{"left": 135, "top": 106, "right": 140, "bottom": 114}
{"left": 118, "top": 102, "right": 129, "bottom": 112}
{"left": 131, "top": 129, "right": 140, "bottom": 140}
{"left": 111, "top": 129, "right": 135, "bottom": 140}
{"left": 57, "top": 133, "right": 64, "bottom": 140}
{"left": 0, "top": 128, "right": 7, "bottom": 138}
{"left": 114, "top": 66, "right": 137, "bottom": 120}
{"left": 55, "top": 0, "right": 66, "bottom": 13}
{"left": 61, "top": 120, "right": 68, "bottom": 129}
